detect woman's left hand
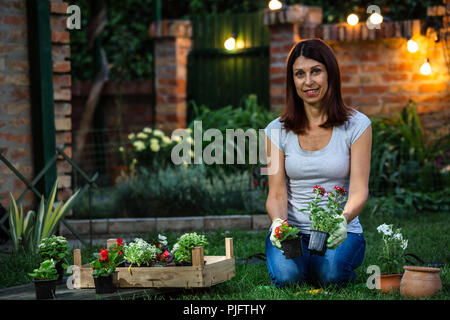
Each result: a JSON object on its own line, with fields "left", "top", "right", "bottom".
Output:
{"left": 327, "top": 215, "right": 347, "bottom": 249}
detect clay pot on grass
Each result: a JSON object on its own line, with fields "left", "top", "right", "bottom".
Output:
{"left": 376, "top": 274, "right": 403, "bottom": 293}
{"left": 400, "top": 266, "right": 442, "bottom": 298}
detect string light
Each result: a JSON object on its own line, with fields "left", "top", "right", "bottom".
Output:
{"left": 407, "top": 39, "right": 419, "bottom": 53}
{"left": 268, "top": 0, "right": 283, "bottom": 10}
{"left": 346, "top": 14, "right": 359, "bottom": 26}
{"left": 368, "top": 12, "right": 383, "bottom": 25}
{"left": 224, "top": 36, "right": 236, "bottom": 50}
{"left": 420, "top": 59, "right": 431, "bottom": 75}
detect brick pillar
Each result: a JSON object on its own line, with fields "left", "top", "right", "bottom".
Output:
{"left": 263, "top": 5, "right": 322, "bottom": 112}
{"left": 149, "top": 20, "right": 192, "bottom": 133}
{"left": 50, "top": 1, "right": 73, "bottom": 200}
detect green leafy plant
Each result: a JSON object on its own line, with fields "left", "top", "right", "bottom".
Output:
{"left": 173, "top": 232, "right": 208, "bottom": 263}
{"left": 28, "top": 259, "right": 58, "bottom": 281}
{"left": 8, "top": 179, "right": 82, "bottom": 253}
{"left": 273, "top": 219, "right": 300, "bottom": 242}
{"left": 376, "top": 224, "right": 408, "bottom": 274}
{"left": 90, "top": 238, "right": 124, "bottom": 278}
{"left": 300, "top": 185, "right": 347, "bottom": 233}
{"left": 123, "top": 238, "right": 161, "bottom": 267}
{"left": 38, "top": 235, "right": 71, "bottom": 268}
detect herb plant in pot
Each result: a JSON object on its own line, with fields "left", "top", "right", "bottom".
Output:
{"left": 173, "top": 232, "right": 208, "bottom": 266}
{"left": 28, "top": 259, "right": 58, "bottom": 300}
{"left": 301, "top": 185, "right": 348, "bottom": 256}
{"left": 376, "top": 223, "right": 408, "bottom": 293}
{"left": 38, "top": 235, "right": 71, "bottom": 284}
{"left": 90, "top": 238, "right": 124, "bottom": 294}
{"left": 274, "top": 219, "right": 302, "bottom": 259}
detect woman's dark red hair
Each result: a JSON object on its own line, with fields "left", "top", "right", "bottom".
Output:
{"left": 280, "top": 38, "right": 353, "bottom": 134}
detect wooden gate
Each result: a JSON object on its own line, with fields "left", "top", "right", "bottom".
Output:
{"left": 187, "top": 11, "right": 270, "bottom": 121}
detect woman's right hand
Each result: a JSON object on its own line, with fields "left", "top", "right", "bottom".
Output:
{"left": 269, "top": 218, "right": 285, "bottom": 249}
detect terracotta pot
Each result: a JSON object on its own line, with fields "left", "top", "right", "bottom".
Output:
{"left": 377, "top": 274, "right": 402, "bottom": 293}
{"left": 400, "top": 266, "right": 442, "bottom": 298}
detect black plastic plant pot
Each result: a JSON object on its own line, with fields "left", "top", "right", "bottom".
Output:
{"left": 55, "top": 261, "right": 64, "bottom": 284}
{"left": 281, "top": 236, "right": 303, "bottom": 259}
{"left": 94, "top": 274, "right": 116, "bottom": 294}
{"left": 308, "top": 230, "right": 329, "bottom": 256}
{"left": 34, "top": 279, "right": 57, "bottom": 300}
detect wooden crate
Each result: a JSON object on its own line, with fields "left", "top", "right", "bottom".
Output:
{"left": 73, "top": 238, "right": 235, "bottom": 289}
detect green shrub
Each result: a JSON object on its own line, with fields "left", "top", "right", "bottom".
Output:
{"left": 370, "top": 101, "right": 449, "bottom": 194}
{"left": 112, "top": 164, "right": 253, "bottom": 218}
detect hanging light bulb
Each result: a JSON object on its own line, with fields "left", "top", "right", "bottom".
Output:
{"left": 224, "top": 35, "right": 236, "bottom": 51}
{"left": 420, "top": 59, "right": 431, "bottom": 75}
{"left": 346, "top": 14, "right": 359, "bottom": 26}
{"left": 268, "top": 0, "right": 283, "bottom": 10}
{"left": 368, "top": 12, "right": 383, "bottom": 25}
{"left": 407, "top": 39, "right": 419, "bottom": 53}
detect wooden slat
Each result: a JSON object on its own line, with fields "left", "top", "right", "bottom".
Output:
{"left": 225, "top": 238, "right": 233, "bottom": 258}
{"left": 192, "top": 246, "right": 204, "bottom": 268}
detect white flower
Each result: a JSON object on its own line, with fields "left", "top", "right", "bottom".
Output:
{"left": 186, "top": 128, "right": 192, "bottom": 134}
{"left": 119, "top": 146, "right": 124, "bottom": 153}
{"left": 128, "top": 133, "right": 135, "bottom": 140}
{"left": 186, "top": 137, "right": 194, "bottom": 145}
{"left": 150, "top": 141, "right": 160, "bottom": 152}
{"left": 401, "top": 239, "right": 408, "bottom": 250}
{"left": 377, "top": 223, "right": 393, "bottom": 236}
{"left": 172, "top": 243, "right": 179, "bottom": 252}
{"left": 393, "top": 233, "right": 403, "bottom": 241}
{"left": 153, "top": 129, "right": 164, "bottom": 137}
{"left": 162, "top": 136, "right": 172, "bottom": 146}
{"left": 133, "top": 140, "right": 146, "bottom": 151}
{"left": 143, "top": 127, "right": 153, "bottom": 134}
{"left": 137, "top": 132, "right": 148, "bottom": 139}
{"left": 158, "top": 234, "right": 168, "bottom": 246}
{"left": 171, "top": 135, "right": 182, "bottom": 143}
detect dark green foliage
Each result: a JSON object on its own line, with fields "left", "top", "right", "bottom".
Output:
{"left": 112, "top": 165, "right": 253, "bottom": 218}
{"left": 370, "top": 101, "right": 449, "bottom": 195}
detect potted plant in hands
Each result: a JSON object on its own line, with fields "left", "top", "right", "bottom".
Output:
{"left": 376, "top": 223, "right": 408, "bottom": 293}
{"left": 301, "top": 185, "right": 347, "bottom": 256}
{"left": 28, "top": 259, "right": 58, "bottom": 300}
{"left": 90, "top": 238, "right": 124, "bottom": 294}
{"left": 173, "top": 232, "right": 208, "bottom": 266}
{"left": 38, "top": 235, "right": 71, "bottom": 284}
{"left": 273, "top": 219, "right": 302, "bottom": 259}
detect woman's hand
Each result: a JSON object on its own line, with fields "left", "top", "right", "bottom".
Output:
{"left": 269, "top": 218, "right": 285, "bottom": 249}
{"left": 327, "top": 215, "right": 347, "bottom": 249}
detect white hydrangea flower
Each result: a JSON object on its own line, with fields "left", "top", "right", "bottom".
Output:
{"left": 153, "top": 129, "right": 164, "bottom": 137}
{"left": 161, "top": 136, "right": 172, "bottom": 146}
{"left": 137, "top": 132, "right": 148, "bottom": 139}
{"left": 128, "top": 133, "right": 135, "bottom": 140}
{"left": 143, "top": 127, "right": 153, "bottom": 134}
{"left": 150, "top": 141, "right": 160, "bottom": 152}
{"left": 133, "top": 140, "right": 145, "bottom": 151}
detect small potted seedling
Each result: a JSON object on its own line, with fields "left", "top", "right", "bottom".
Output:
{"left": 274, "top": 219, "right": 302, "bottom": 259}
{"left": 38, "top": 235, "right": 71, "bottom": 284}
{"left": 172, "top": 232, "right": 208, "bottom": 266}
{"left": 123, "top": 237, "right": 161, "bottom": 268}
{"left": 300, "top": 185, "right": 347, "bottom": 256}
{"left": 90, "top": 238, "right": 124, "bottom": 294}
{"left": 28, "top": 259, "right": 58, "bottom": 300}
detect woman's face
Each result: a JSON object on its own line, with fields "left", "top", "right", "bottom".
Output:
{"left": 292, "top": 56, "right": 328, "bottom": 107}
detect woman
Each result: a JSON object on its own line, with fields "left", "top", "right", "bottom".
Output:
{"left": 264, "top": 39, "right": 372, "bottom": 288}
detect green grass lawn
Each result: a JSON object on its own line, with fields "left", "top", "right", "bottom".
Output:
{"left": 1, "top": 210, "right": 448, "bottom": 300}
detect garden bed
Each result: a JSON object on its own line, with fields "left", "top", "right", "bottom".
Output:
{"left": 73, "top": 238, "right": 235, "bottom": 289}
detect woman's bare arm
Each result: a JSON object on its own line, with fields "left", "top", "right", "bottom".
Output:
{"left": 342, "top": 124, "right": 372, "bottom": 223}
{"left": 265, "top": 136, "right": 288, "bottom": 222}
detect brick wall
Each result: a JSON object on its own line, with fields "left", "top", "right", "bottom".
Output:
{"left": 0, "top": 0, "right": 73, "bottom": 211}
{"left": 265, "top": 5, "right": 449, "bottom": 139}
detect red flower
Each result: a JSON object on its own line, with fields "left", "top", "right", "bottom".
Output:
{"left": 163, "top": 251, "right": 169, "bottom": 258}
{"left": 275, "top": 226, "right": 281, "bottom": 239}
{"left": 313, "top": 185, "right": 325, "bottom": 196}
{"left": 119, "top": 250, "right": 123, "bottom": 255}
{"left": 99, "top": 248, "right": 108, "bottom": 261}
{"left": 116, "top": 238, "right": 123, "bottom": 247}
{"left": 334, "top": 186, "right": 347, "bottom": 195}
{"left": 93, "top": 267, "right": 96, "bottom": 270}
{"left": 253, "top": 180, "right": 259, "bottom": 187}
{"left": 262, "top": 181, "right": 267, "bottom": 188}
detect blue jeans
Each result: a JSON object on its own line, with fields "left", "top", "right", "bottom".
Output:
{"left": 266, "top": 232, "right": 366, "bottom": 288}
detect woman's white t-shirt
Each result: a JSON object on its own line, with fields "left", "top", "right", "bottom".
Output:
{"left": 264, "top": 109, "right": 371, "bottom": 234}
